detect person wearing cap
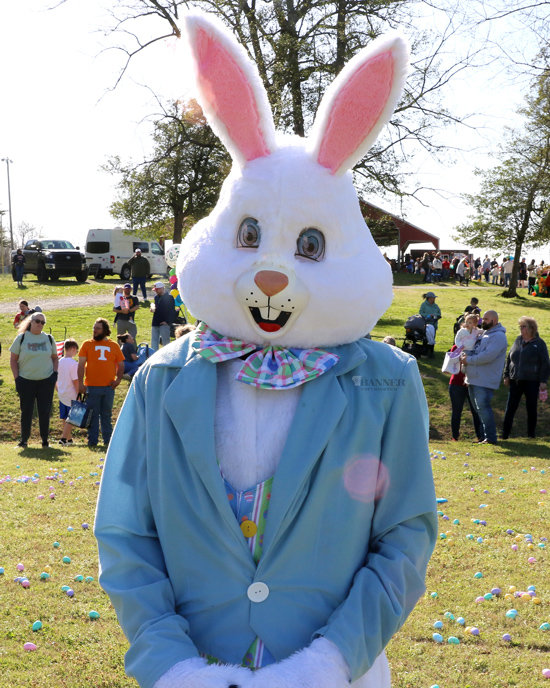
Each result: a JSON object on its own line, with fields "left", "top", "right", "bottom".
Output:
{"left": 419, "top": 292, "right": 441, "bottom": 358}
{"left": 9, "top": 311, "right": 59, "bottom": 448}
{"left": 150, "top": 282, "right": 176, "bottom": 351}
{"left": 113, "top": 283, "right": 139, "bottom": 339}
{"left": 128, "top": 248, "right": 150, "bottom": 299}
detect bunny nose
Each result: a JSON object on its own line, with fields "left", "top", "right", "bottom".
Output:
{"left": 254, "top": 270, "right": 289, "bottom": 296}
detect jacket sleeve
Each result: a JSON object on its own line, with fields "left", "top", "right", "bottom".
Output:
{"left": 94, "top": 375, "right": 200, "bottom": 688}
{"left": 503, "top": 350, "right": 511, "bottom": 379}
{"left": 539, "top": 339, "right": 550, "bottom": 383}
{"left": 316, "top": 357, "right": 437, "bottom": 681}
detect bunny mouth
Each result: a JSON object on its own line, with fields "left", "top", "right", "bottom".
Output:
{"left": 249, "top": 306, "right": 292, "bottom": 333}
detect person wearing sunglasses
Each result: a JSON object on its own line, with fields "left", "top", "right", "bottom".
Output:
{"left": 9, "top": 312, "right": 59, "bottom": 448}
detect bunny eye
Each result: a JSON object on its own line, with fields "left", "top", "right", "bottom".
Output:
{"left": 296, "top": 228, "right": 325, "bottom": 261}
{"left": 237, "top": 217, "right": 261, "bottom": 248}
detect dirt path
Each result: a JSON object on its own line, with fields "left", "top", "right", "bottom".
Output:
{"left": 0, "top": 292, "right": 113, "bottom": 315}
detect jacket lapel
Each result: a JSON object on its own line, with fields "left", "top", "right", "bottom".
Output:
{"left": 163, "top": 352, "right": 254, "bottom": 563}
{"left": 260, "top": 342, "right": 366, "bottom": 562}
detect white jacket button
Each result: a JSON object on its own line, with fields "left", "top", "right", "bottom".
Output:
{"left": 247, "top": 582, "right": 269, "bottom": 603}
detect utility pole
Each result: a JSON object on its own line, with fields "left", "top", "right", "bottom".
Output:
{"left": 2, "top": 157, "right": 14, "bottom": 249}
{"left": 0, "top": 209, "right": 5, "bottom": 273}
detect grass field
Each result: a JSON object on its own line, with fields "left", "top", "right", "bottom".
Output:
{"left": 0, "top": 272, "right": 549, "bottom": 687}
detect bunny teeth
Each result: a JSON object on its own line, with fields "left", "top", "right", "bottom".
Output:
{"left": 259, "top": 306, "right": 277, "bottom": 320}
{"left": 249, "top": 306, "right": 292, "bottom": 333}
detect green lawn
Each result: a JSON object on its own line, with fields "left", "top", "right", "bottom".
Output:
{"left": 0, "top": 274, "right": 549, "bottom": 687}
{"left": 0, "top": 271, "right": 129, "bottom": 302}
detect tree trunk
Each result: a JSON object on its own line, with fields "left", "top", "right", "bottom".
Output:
{"left": 173, "top": 208, "right": 184, "bottom": 244}
{"left": 275, "top": 0, "right": 305, "bottom": 135}
{"left": 502, "top": 189, "right": 534, "bottom": 298}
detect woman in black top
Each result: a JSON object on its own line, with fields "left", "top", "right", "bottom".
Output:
{"left": 502, "top": 316, "right": 549, "bottom": 439}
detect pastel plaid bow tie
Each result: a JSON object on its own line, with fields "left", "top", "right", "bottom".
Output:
{"left": 192, "top": 323, "right": 339, "bottom": 390}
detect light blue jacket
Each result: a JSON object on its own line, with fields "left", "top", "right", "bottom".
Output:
{"left": 94, "top": 335, "right": 437, "bottom": 688}
{"left": 465, "top": 323, "right": 507, "bottom": 389}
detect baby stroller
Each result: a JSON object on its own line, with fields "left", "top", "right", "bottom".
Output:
{"left": 402, "top": 314, "right": 435, "bottom": 358}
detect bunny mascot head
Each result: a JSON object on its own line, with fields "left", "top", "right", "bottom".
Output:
{"left": 177, "top": 13, "right": 408, "bottom": 348}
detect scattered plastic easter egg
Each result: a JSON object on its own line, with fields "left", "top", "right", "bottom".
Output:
{"left": 502, "top": 633, "right": 512, "bottom": 642}
{"left": 66, "top": 588, "right": 74, "bottom": 597}
{"left": 32, "top": 621, "right": 42, "bottom": 632}
{"left": 432, "top": 633, "right": 443, "bottom": 643}
{"left": 540, "top": 623, "right": 550, "bottom": 631}
{"left": 470, "top": 627, "right": 480, "bottom": 636}
{"left": 40, "top": 572, "right": 50, "bottom": 580}
{"left": 433, "top": 621, "right": 443, "bottom": 629}
{"left": 23, "top": 642, "right": 37, "bottom": 651}
{"left": 457, "top": 617, "right": 465, "bottom": 625}
{"left": 448, "top": 636, "right": 460, "bottom": 644}
{"left": 88, "top": 610, "right": 100, "bottom": 620}
{"left": 474, "top": 572, "right": 483, "bottom": 579}
{"left": 543, "top": 669, "right": 550, "bottom": 679}
{"left": 16, "top": 563, "right": 24, "bottom": 572}
{"left": 62, "top": 556, "right": 71, "bottom": 564}
{"left": 53, "top": 542, "right": 60, "bottom": 548}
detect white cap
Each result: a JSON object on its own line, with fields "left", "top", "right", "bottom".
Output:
{"left": 152, "top": 282, "right": 165, "bottom": 290}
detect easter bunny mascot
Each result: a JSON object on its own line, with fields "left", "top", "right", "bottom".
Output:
{"left": 95, "top": 12, "right": 437, "bottom": 688}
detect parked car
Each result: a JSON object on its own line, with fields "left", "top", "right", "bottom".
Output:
{"left": 11, "top": 239, "right": 88, "bottom": 282}
{"left": 85, "top": 228, "right": 168, "bottom": 280}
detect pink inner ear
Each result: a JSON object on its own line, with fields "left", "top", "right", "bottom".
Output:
{"left": 195, "top": 27, "right": 270, "bottom": 162}
{"left": 317, "top": 51, "right": 394, "bottom": 174}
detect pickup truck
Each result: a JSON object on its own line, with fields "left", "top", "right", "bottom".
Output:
{"left": 12, "top": 239, "right": 89, "bottom": 282}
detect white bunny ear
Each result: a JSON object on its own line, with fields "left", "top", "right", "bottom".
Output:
{"left": 309, "top": 34, "right": 409, "bottom": 176}
{"left": 183, "top": 12, "right": 277, "bottom": 166}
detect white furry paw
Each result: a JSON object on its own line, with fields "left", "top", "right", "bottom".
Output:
{"left": 247, "top": 638, "right": 350, "bottom": 688}
{"left": 154, "top": 657, "right": 253, "bottom": 688}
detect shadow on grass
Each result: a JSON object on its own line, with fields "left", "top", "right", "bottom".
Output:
{"left": 497, "top": 439, "right": 550, "bottom": 460}
{"left": 495, "top": 294, "right": 550, "bottom": 311}
{"left": 18, "top": 447, "right": 68, "bottom": 461}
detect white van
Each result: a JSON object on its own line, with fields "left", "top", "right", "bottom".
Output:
{"left": 85, "top": 228, "right": 168, "bottom": 280}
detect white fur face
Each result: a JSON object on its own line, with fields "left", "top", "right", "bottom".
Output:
{"left": 177, "top": 142, "right": 392, "bottom": 349}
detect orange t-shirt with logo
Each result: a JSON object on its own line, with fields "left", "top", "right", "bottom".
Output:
{"left": 79, "top": 338, "right": 125, "bottom": 387}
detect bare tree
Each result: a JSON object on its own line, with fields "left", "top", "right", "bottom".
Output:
{"left": 16, "top": 221, "right": 42, "bottom": 247}
{"left": 60, "top": 0, "right": 490, "bottom": 201}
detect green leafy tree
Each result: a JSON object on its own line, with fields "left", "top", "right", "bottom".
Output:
{"left": 454, "top": 71, "right": 550, "bottom": 297}
{"left": 104, "top": 100, "right": 230, "bottom": 243}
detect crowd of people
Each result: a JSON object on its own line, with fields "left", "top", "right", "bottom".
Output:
{"left": 447, "top": 306, "right": 549, "bottom": 444}
{"left": 405, "top": 252, "right": 549, "bottom": 290}
{"left": 8, "top": 285, "right": 195, "bottom": 450}
{"left": 8, "top": 279, "right": 549, "bottom": 450}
